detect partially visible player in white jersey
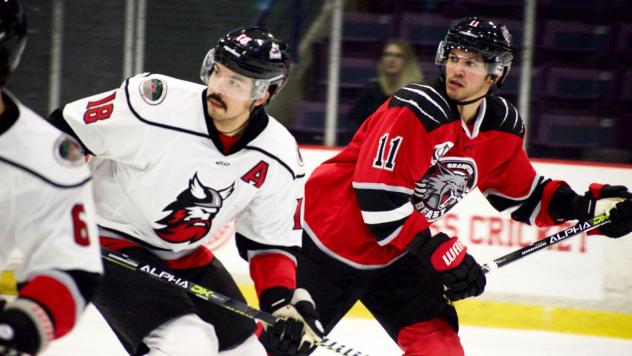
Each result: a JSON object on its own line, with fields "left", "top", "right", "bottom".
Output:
{"left": 0, "top": 1, "right": 103, "bottom": 355}
{"left": 47, "top": 27, "right": 323, "bottom": 356}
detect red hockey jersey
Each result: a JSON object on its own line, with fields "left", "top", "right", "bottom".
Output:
{"left": 304, "top": 81, "right": 564, "bottom": 268}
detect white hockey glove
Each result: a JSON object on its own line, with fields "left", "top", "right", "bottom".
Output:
{"left": 0, "top": 298, "right": 53, "bottom": 355}
{"left": 259, "top": 287, "right": 324, "bottom": 356}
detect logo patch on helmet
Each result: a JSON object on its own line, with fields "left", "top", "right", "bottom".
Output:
{"left": 501, "top": 25, "right": 512, "bottom": 46}
{"left": 54, "top": 135, "right": 85, "bottom": 167}
{"left": 140, "top": 78, "right": 167, "bottom": 105}
{"left": 235, "top": 33, "right": 253, "bottom": 45}
{"left": 270, "top": 42, "right": 281, "bottom": 60}
{"left": 223, "top": 45, "right": 241, "bottom": 58}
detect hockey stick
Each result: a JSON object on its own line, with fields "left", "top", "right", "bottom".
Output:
{"left": 0, "top": 345, "right": 21, "bottom": 356}
{"left": 482, "top": 213, "right": 610, "bottom": 273}
{"left": 101, "top": 248, "right": 371, "bottom": 356}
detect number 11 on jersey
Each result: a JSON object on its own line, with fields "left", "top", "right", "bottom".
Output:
{"left": 373, "top": 133, "right": 402, "bottom": 171}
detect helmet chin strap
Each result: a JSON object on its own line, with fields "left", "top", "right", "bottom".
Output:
{"left": 454, "top": 94, "right": 487, "bottom": 105}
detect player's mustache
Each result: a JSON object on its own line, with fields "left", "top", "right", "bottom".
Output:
{"left": 207, "top": 93, "right": 226, "bottom": 110}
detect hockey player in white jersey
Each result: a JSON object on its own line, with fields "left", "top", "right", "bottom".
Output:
{"left": 47, "top": 27, "right": 323, "bottom": 356}
{"left": 0, "top": 1, "right": 103, "bottom": 355}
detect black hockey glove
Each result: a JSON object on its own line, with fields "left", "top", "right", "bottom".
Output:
{"left": 0, "top": 298, "right": 52, "bottom": 355}
{"left": 571, "top": 184, "right": 632, "bottom": 238}
{"left": 259, "top": 287, "right": 324, "bottom": 356}
{"left": 407, "top": 230, "right": 486, "bottom": 301}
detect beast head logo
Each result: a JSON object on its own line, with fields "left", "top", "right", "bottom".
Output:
{"left": 155, "top": 173, "right": 234, "bottom": 244}
{"left": 412, "top": 158, "right": 477, "bottom": 221}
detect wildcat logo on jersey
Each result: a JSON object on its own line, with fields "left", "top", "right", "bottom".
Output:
{"left": 155, "top": 173, "right": 234, "bottom": 244}
{"left": 412, "top": 157, "right": 477, "bottom": 221}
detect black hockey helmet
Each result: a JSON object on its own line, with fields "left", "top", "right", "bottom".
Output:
{"left": 200, "top": 26, "right": 291, "bottom": 103}
{"left": 435, "top": 17, "right": 513, "bottom": 88}
{"left": 0, "top": 0, "right": 27, "bottom": 87}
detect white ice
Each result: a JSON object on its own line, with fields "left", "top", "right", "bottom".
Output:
{"left": 42, "top": 305, "right": 632, "bottom": 356}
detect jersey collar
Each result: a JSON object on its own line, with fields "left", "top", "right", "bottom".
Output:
{"left": 0, "top": 91, "right": 20, "bottom": 136}
{"left": 201, "top": 89, "right": 269, "bottom": 155}
{"left": 461, "top": 98, "right": 486, "bottom": 139}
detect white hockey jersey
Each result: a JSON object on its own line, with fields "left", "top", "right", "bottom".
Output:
{"left": 61, "top": 73, "right": 305, "bottom": 254}
{"left": 0, "top": 94, "right": 102, "bottom": 280}
{"left": 0, "top": 92, "right": 102, "bottom": 339}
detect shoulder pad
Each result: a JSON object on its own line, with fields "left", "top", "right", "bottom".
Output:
{"left": 125, "top": 73, "right": 208, "bottom": 134}
{"left": 0, "top": 105, "right": 91, "bottom": 188}
{"left": 127, "top": 73, "right": 204, "bottom": 107}
{"left": 481, "top": 96, "right": 525, "bottom": 137}
{"left": 249, "top": 115, "right": 305, "bottom": 180}
{"left": 388, "top": 83, "right": 458, "bottom": 132}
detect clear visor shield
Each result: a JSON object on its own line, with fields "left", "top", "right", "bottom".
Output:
{"left": 435, "top": 41, "right": 512, "bottom": 77}
{"left": 199, "top": 49, "right": 271, "bottom": 101}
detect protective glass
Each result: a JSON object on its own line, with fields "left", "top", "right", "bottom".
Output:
{"left": 200, "top": 49, "right": 271, "bottom": 101}
{"left": 444, "top": 53, "right": 489, "bottom": 76}
{"left": 435, "top": 40, "right": 512, "bottom": 77}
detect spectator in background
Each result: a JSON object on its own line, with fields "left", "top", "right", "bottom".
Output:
{"left": 345, "top": 39, "right": 423, "bottom": 135}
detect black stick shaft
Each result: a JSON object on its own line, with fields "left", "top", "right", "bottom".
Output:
{"left": 101, "top": 248, "right": 371, "bottom": 356}
{"left": 482, "top": 214, "right": 610, "bottom": 273}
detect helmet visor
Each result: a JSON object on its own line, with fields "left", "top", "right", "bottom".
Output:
{"left": 200, "top": 49, "right": 272, "bottom": 100}
{"left": 435, "top": 40, "right": 513, "bottom": 77}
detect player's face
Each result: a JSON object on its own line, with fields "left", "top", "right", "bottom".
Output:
{"left": 205, "top": 63, "right": 263, "bottom": 124}
{"left": 444, "top": 49, "right": 495, "bottom": 102}
{"left": 381, "top": 43, "right": 405, "bottom": 75}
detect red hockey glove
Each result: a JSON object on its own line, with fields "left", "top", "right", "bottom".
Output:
{"left": 572, "top": 184, "right": 632, "bottom": 238}
{"left": 259, "top": 287, "right": 324, "bottom": 356}
{"left": 407, "top": 230, "right": 486, "bottom": 301}
{"left": 0, "top": 298, "right": 53, "bottom": 356}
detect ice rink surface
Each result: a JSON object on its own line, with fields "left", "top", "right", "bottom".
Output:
{"left": 43, "top": 305, "right": 632, "bottom": 356}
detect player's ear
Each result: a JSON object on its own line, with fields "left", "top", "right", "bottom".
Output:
{"left": 253, "top": 91, "right": 270, "bottom": 107}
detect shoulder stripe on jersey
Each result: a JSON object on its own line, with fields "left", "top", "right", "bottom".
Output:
{"left": 498, "top": 97, "right": 520, "bottom": 132}
{"left": 360, "top": 202, "right": 413, "bottom": 224}
{"left": 392, "top": 95, "right": 441, "bottom": 124}
{"left": 482, "top": 96, "right": 524, "bottom": 137}
{"left": 401, "top": 87, "right": 449, "bottom": 120}
{"left": 244, "top": 146, "right": 303, "bottom": 180}
{"left": 124, "top": 77, "right": 210, "bottom": 139}
{"left": 410, "top": 83, "right": 450, "bottom": 107}
{"left": 499, "top": 97, "right": 510, "bottom": 127}
{"left": 0, "top": 156, "right": 91, "bottom": 189}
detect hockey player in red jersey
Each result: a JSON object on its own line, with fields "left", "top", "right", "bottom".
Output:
{"left": 0, "top": 1, "right": 103, "bottom": 355}
{"left": 298, "top": 17, "right": 632, "bottom": 356}
{"left": 47, "top": 27, "right": 322, "bottom": 355}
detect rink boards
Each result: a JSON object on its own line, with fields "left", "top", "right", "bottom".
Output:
{"left": 2, "top": 146, "right": 632, "bottom": 341}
